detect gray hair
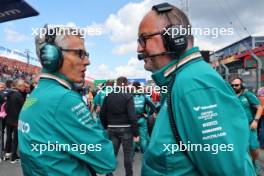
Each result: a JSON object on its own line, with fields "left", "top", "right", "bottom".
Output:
{"left": 35, "top": 25, "right": 84, "bottom": 59}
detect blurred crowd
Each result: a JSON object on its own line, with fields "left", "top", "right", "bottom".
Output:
{"left": 0, "top": 56, "right": 40, "bottom": 83}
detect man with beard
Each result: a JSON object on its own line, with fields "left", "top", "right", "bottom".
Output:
{"left": 231, "top": 78, "right": 263, "bottom": 175}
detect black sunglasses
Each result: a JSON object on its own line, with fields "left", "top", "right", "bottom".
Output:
{"left": 61, "top": 48, "right": 89, "bottom": 59}
{"left": 231, "top": 84, "right": 240, "bottom": 87}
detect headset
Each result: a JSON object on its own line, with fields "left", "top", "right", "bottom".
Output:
{"left": 148, "top": 3, "right": 201, "bottom": 173}
{"left": 138, "top": 2, "right": 188, "bottom": 60}
{"left": 39, "top": 25, "right": 63, "bottom": 72}
{"left": 238, "top": 77, "right": 246, "bottom": 89}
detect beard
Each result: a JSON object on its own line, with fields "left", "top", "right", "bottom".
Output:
{"left": 234, "top": 88, "right": 242, "bottom": 94}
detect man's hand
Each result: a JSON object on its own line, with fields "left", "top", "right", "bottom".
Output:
{"left": 96, "top": 106, "right": 100, "bottom": 113}
{"left": 250, "top": 120, "right": 258, "bottom": 130}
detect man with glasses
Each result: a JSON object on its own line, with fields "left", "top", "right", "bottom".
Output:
{"left": 137, "top": 2, "right": 255, "bottom": 175}
{"left": 18, "top": 25, "right": 116, "bottom": 176}
{"left": 231, "top": 78, "right": 263, "bottom": 175}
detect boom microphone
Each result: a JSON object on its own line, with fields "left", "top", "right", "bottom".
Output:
{"left": 137, "top": 51, "right": 177, "bottom": 60}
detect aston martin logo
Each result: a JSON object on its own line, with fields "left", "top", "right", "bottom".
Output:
{"left": 193, "top": 106, "right": 200, "bottom": 111}
{"left": 22, "top": 98, "right": 37, "bottom": 111}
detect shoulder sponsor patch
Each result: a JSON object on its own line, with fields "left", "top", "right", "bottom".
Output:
{"left": 193, "top": 104, "right": 217, "bottom": 112}
{"left": 71, "top": 102, "right": 94, "bottom": 126}
{"left": 22, "top": 98, "right": 38, "bottom": 111}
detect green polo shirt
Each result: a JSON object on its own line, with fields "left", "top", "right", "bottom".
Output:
{"left": 94, "top": 86, "right": 113, "bottom": 107}
{"left": 238, "top": 91, "right": 260, "bottom": 123}
{"left": 141, "top": 47, "right": 255, "bottom": 176}
{"left": 18, "top": 73, "right": 116, "bottom": 176}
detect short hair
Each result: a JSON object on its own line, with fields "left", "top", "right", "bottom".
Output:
{"left": 231, "top": 77, "right": 243, "bottom": 84}
{"left": 106, "top": 80, "right": 114, "bottom": 86}
{"left": 132, "top": 81, "right": 141, "bottom": 89}
{"left": 35, "top": 25, "right": 84, "bottom": 60}
{"left": 116, "top": 76, "right": 128, "bottom": 86}
{"left": 5, "top": 80, "right": 13, "bottom": 88}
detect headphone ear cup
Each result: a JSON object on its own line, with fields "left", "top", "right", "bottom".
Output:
{"left": 162, "top": 25, "right": 188, "bottom": 55}
{"left": 40, "top": 44, "right": 63, "bottom": 72}
{"left": 241, "top": 82, "right": 245, "bottom": 89}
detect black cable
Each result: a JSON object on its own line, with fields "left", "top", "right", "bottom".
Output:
{"left": 166, "top": 71, "right": 202, "bottom": 175}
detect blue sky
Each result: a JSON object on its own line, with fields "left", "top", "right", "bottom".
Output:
{"left": 0, "top": 0, "right": 263, "bottom": 80}
{"left": 0, "top": 0, "right": 146, "bottom": 80}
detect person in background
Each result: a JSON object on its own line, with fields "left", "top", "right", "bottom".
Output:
{"left": 0, "top": 80, "right": 13, "bottom": 161}
{"left": 257, "top": 87, "right": 264, "bottom": 148}
{"left": 24, "top": 81, "right": 31, "bottom": 95}
{"left": 94, "top": 80, "right": 114, "bottom": 116}
{"left": 231, "top": 78, "right": 263, "bottom": 175}
{"left": 0, "top": 82, "right": 6, "bottom": 162}
{"left": 132, "top": 81, "right": 156, "bottom": 154}
{"left": 30, "top": 74, "right": 40, "bottom": 90}
{"left": 5, "top": 79, "right": 26, "bottom": 163}
{"left": 5, "top": 80, "right": 13, "bottom": 91}
{"left": 100, "top": 76, "right": 138, "bottom": 176}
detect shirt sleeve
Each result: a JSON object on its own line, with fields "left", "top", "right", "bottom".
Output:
{"left": 175, "top": 87, "right": 251, "bottom": 175}
{"left": 246, "top": 91, "right": 260, "bottom": 106}
{"left": 55, "top": 92, "right": 116, "bottom": 174}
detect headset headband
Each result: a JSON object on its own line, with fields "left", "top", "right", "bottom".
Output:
{"left": 44, "top": 24, "right": 56, "bottom": 44}
{"left": 152, "top": 2, "right": 173, "bottom": 13}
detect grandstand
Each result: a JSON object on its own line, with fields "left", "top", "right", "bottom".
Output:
{"left": 0, "top": 56, "right": 40, "bottom": 82}
{"left": 210, "top": 36, "right": 264, "bottom": 91}
{"left": 0, "top": 55, "right": 96, "bottom": 88}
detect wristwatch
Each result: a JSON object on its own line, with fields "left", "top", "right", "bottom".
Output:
{"left": 253, "top": 118, "right": 259, "bottom": 122}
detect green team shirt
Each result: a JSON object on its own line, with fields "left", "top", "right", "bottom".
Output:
{"left": 238, "top": 91, "right": 260, "bottom": 123}
{"left": 94, "top": 86, "right": 112, "bottom": 107}
{"left": 18, "top": 74, "right": 116, "bottom": 176}
{"left": 133, "top": 93, "right": 155, "bottom": 115}
{"left": 141, "top": 47, "right": 255, "bottom": 176}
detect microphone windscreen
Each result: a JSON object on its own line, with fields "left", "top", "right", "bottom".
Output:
{"left": 137, "top": 53, "right": 146, "bottom": 60}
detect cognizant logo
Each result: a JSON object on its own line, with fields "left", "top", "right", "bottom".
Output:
{"left": 18, "top": 120, "right": 30, "bottom": 133}
{"left": 0, "top": 9, "right": 21, "bottom": 18}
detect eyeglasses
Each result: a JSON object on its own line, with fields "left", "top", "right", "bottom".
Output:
{"left": 61, "top": 48, "right": 89, "bottom": 59}
{"left": 231, "top": 84, "right": 240, "bottom": 87}
{"left": 137, "top": 31, "right": 163, "bottom": 48}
